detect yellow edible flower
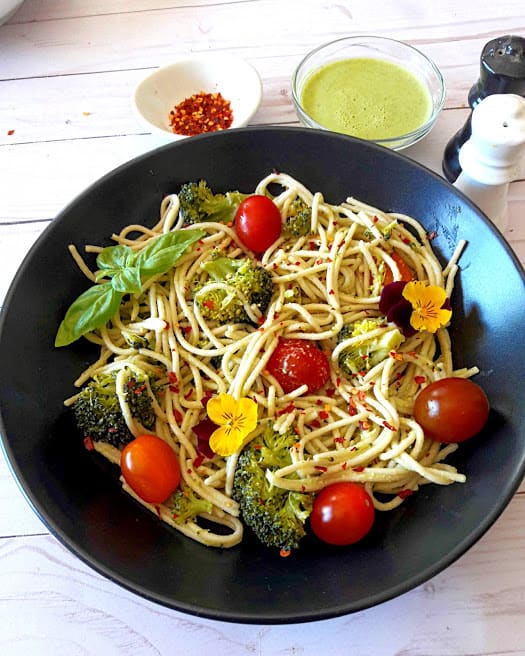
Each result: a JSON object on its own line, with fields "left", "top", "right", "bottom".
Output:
{"left": 206, "top": 393, "right": 258, "bottom": 456}
{"left": 402, "top": 281, "right": 452, "bottom": 333}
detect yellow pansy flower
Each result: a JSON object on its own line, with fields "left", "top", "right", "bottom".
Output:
{"left": 206, "top": 393, "right": 258, "bottom": 456}
{"left": 402, "top": 281, "right": 452, "bottom": 333}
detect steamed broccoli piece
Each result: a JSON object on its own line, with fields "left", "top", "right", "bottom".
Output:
{"left": 193, "top": 254, "right": 274, "bottom": 325}
{"left": 232, "top": 425, "right": 314, "bottom": 552}
{"left": 337, "top": 318, "right": 404, "bottom": 377}
{"left": 178, "top": 180, "right": 248, "bottom": 226}
{"left": 169, "top": 485, "right": 213, "bottom": 524}
{"left": 283, "top": 197, "right": 312, "bottom": 237}
{"left": 73, "top": 369, "right": 156, "bottom": 448}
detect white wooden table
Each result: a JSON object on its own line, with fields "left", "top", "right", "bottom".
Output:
{"left": 1, "top": 2, "right": 524, "bottom": 654}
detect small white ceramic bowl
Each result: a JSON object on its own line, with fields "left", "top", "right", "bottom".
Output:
{"left": 0, "top": 0, "right": 24, "bottom": 25}
{"left": 132, "top": 54, "right": 262, "bottom": 142}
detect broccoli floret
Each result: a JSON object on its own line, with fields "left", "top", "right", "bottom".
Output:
{"left": 73, "top": 369, "right": 156, "bottom": 448}
{"left": 337, "top": 318, "right": 404, "bottom": 377}
{"left": 232, "top": 425, "right": 314, "bottom": 552}
{"left": 193, "top": 254, "right": 274, "bottom": 325}
{"left": 169, "top": 485, "right": 213, "bottom": 524}
{"left": 121, "top": 329, "right": 150, "bottom": 350}
{"left": 178, "top": 180, "right": 248, "bottom": 226}
{"left": 283, "top": 197, "right": 312, "bottom": 237}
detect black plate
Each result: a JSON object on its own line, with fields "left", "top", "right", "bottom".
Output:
{"left": 1, "top": 127, "right": 524, "bottom": 624}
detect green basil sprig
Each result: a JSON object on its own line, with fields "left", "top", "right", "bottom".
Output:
{"left": 55, "top": 228, "right": 205, "bottom": 347}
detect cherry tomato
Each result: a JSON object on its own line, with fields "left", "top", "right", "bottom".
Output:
{"left": 121, "top": 434, "right": 181, "bottom": 503}
{"left": 234, "top": 195, "right": 282, "bottom": 252}
{"left": 310, "top": 482, "right": 375, "bottom": 546}
{"left": 413, "top": 377, "right": 489, "bottom": 443}
{"left": 383, "top": 252, "right": 413, "bottom": 286}
{"left": 266, "top": 338, "right": 330, "bottom": 393}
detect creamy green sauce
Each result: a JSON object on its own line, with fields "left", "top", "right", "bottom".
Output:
{"left": 300, "top": 58, "right": 432, "bottom": 140}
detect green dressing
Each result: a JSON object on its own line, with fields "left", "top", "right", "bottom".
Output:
{"left": 300, "top": 58, "right": 432, "bottom": 140}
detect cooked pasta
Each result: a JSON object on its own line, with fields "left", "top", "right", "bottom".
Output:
{"left": 64, "top": 171, "right": 477, "bottom": 548}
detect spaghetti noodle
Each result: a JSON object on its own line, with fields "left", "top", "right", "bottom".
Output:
{"left": 64, "top": 171, "right": 476, "bottom": 548}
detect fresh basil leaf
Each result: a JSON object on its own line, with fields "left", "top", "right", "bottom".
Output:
{"left": 135, "top": 229, "right": 205, "bottom": 277}
{"left": 97, "top": 244, "right": 136, "bottom": 271}
{"left": 55, "top": 282, "right": 123, "bottom": 347}
{"left": 111, "top": 266, "right": 142, "bottom": 293}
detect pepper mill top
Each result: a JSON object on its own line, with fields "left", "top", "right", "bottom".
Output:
{"left": 442, "top": 35, "right": 525, "bottom": 183}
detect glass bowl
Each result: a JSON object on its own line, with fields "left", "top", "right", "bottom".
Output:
{"left": 291, "top": 36, "right": 445, "bottom": 150}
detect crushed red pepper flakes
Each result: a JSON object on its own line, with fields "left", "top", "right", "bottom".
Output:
{"left": 398, "top": 489, "right": 413, "bottom": 499}
{"left": 7, "top": 129, "right": 15, "bottom": 136}
{"left": 414, "top": 375, "right": 426, "bottom": 385}
{"left": 83, "top": 436, "right": 95, "bottom": 451}
{"left": 169, "top": 91, "right": 233, "bottom": 136}
{"left": 383, "top": 421, "right": 397, "bottom": 431}
{"left": 280, "top": 548, "right": 292, "bottom": 558}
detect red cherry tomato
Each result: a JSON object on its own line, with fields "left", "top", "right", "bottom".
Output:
{"left": 266, "top": 338, "right": 330, "bottom": 393}
{"left": 121, "top": 434, "right": 181, "bottom": 504}
{"left": 413, "top": 377, "right": 489, "bottom": 443}
{"left": 383, "top": 252, "right": 413, "bottom": 286}
{"left": 310, "top": 482, "right": 375, "bottom": 546}
{"left": 234, "top": 195, "right": 282, "bottom": 252}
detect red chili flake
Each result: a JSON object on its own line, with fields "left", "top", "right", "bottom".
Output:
{"left": 348, "top": 399, "right": 358, "bottom": 416}
{"left": 402, "top": 237, "right": 411, "bottom": 245}
{"left": 315, "top": 399, "right": 323, "bottom": 406}
{"left": 169, "top": 385, "right": 179, "bottom": 393}
{"left": 168, "top": 91, "right": 233, "bottom": 136}
{"left": 414, "top": 375, "right": 426, "bottom": 385}
{"left": 398, "top": 489, "right": 413, "bottom": 499}
{"left": 316, "top": 259, "right": 323, "bottom": 265}
{"left": 164, "top": 321, "right": 170, "bottom": 330}
{"left": 407, "top": 351, "right": 418, "bottom": 357}
{"left": 173, "top": 409, "right": 183, "bottom": 423}
{"left": 357, "top": 390, "right": 366, "bottom": 402}
{"left": 203, "top": 299, "right": 215, "bottom": 310}
{"left": 319, "top": 410, "right": 329, "bottom": 420}
{"left": 359, "top": 420, "right": 371, "bottom": 431}
{"left": 257, "top": 315, "right": 265, "bottom": 326}
{"left": 361, "top": 354, "right": 369, "bottom": 361}
{"left": 326, "top": 388, "right": 336, "bottom": 398}
{"left": 280, "top": 548, "right": 292, "bottom": 558}
{"left": 184, "top": 389, "right": 194, "bottom": 400}
{"left": 253, "top": 444, "right": 262, "bottom": 450}
{"left": 134, "top": 385, "right": 146, "bottom": 394}
{"left": 301, "top": 485, "right": 306, "bottom": 492}
{"left": 383, "top": 421, "right": 397, "bottom": 431}
{"left": 7, "top": 129, "right": 15, "bottom": 135}
{"left": 336, "top": 377, "right": 341, "bottom": 387}
{"left": 352, "top": 466, "right": 365, "bottom": 472}
{"left": 309, "top": 241, "right": 317, "bottom": 250}
{"left": 193, "top": 454, "right": 205, "bottom": 468}
{"left": 83, "top": 436, "right": 94, "bottom": 451}
{"left": 310, "top": 420, "right": 321, "bottom": 429}
{"left": 328, "top": 289, "right": 335, "bottom": 295}
{"left": 334, "top": 436, "right": 344, "bottom": 444}
{"left": 168, "top": 371, "right": 178, "bottom": 384}
{"left": 427, "top": 230, "right": 438, "bottom": 241}
{"left": 314, "top": 465, "right": 328, "bottom": 472}
{"left": 182, "top": 326, "right": 192, "bottom": 334}
{"left": 373, "top": 215, "right": 379, "bottom": 223}
{"left": 127, "top": 378, "right": 136, "bottom": 388}
{"left": 276, "top": 402, "right": 296, "bottom": 416}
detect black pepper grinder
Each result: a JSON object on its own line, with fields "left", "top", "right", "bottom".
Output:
{"left": 442, "top": 34, "right": 525, "bottom": 183}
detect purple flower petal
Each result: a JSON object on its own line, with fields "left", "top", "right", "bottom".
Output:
{"left": 192, "top": 416, "right": 216, "bottom": 459}
{"left": 386, "top": 299, "right": 417, "bottom": 337}
{"left": 379, "top": 281, "right": 408, "bottom": 315}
